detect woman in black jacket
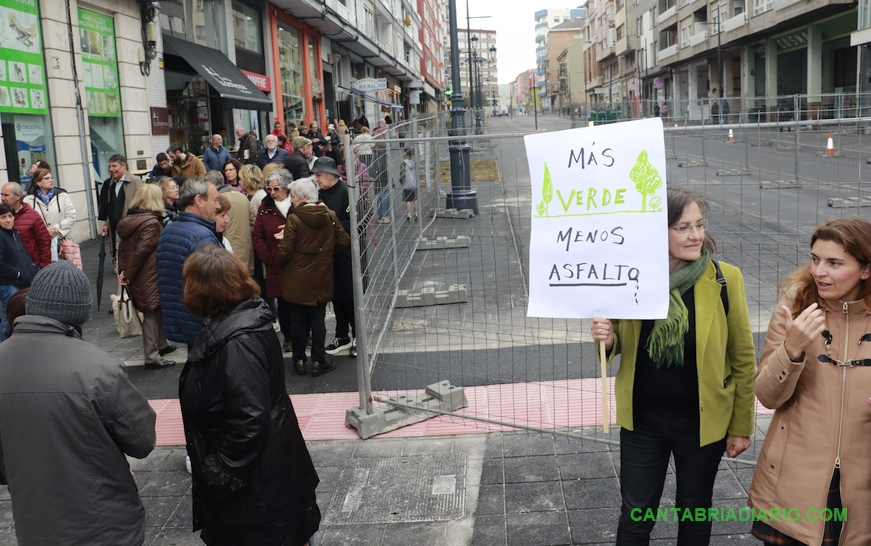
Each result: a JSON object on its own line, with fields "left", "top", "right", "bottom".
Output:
{"left": 179, "top": 246, "right": 320, "bottom": 546}
{"left": 0, "top": 203, "right": 37, "bottom": 342}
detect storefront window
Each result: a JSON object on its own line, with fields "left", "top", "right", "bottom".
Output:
{"left": 279, "top": 22, "right": 305, "bottom": 126}
{"left": 0, "top": 0, "right": 54, "bottom": 186}
{"left": 166, "top": 72, "right": 211, "bottom": 155}
{"left": 79, "top": 8, "right": 125, "bottom": 181}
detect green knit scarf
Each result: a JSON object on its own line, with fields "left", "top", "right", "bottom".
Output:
{"left": 646, "top": 251, "right": 711, "bottom": 368}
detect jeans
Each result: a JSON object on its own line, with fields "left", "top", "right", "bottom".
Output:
{"left": 617, "top": 412, "right": 727, "bottom": 546}
{"left": 0, "top": 284, "right": 16, "bottom": 342}
{"left": 377, "top": 189, "right": 390, "bottom": 217}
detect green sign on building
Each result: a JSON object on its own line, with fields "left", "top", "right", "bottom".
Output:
{"left": 0, "top": 0, "right": 48, "bottom": 115}
{"left": 79, "top": 8, "right": 121, "bottom": 117}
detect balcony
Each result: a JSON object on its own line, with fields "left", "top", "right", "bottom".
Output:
{"left": 596, "top": 44, "right": 615, "bottom": 62}
{"left": 656, "top": 5, "right": 676, "bottom": 25}
{"left": 773, "top": 0, "right": 801, "bottom": 9}
{"left": 536, "top": 45, "right": 546, "bottom": 54}
{"left": 615, "top": 34, "right": 632, "bottom": 54}
{"left": 325, "top": 0, "right": 357, "bottom": 26}
{"left": 657, "top": 43, "right": 677, "bottom": 63}
{"left": 536, "top": 79, "right": 546, "bottom": 87}
{"left": 536, "top": 34, "right": 545, "bottom": 43}
{"left": 721, "top": 12, "right": 747, "bottom": 32}
{"left": 689, "top": 29, "right": 707, "bottom": 47}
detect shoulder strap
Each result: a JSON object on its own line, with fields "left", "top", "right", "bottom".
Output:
{"left": 712, "top": 259, "right": 729, "bottom": 316}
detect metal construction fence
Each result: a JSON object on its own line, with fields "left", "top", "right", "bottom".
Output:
{"left": 340, "top": 110, "right": 871, "bottom": 468}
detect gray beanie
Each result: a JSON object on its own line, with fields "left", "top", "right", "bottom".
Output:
{"left": 26, "top": 261, "right": 92, "bottom": 325}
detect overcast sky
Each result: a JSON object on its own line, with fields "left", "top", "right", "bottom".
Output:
{"left": 463, "top": 0, "right": 586, "bottom": 85}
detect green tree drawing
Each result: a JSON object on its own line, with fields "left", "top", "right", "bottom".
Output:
{"left": 629, "top": 151, "right": 663, "bottom": 212}
{"left": 537, "top": 162, "right": 553, "bottom": 217}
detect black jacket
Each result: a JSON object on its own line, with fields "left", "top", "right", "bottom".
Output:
{"left": 318, "top": 180, "right": 355, "bottom": 302}
{"left": 179, "top": 298, "right": 320, "bottom": 545}
{"left": 283, "top": 150, "right": 312, "bottom": 181}
{"left": 0, "top": 227, "right": 37, "bottom": 287}
{"left": 256, "top": 147, "right": 289, "bottom": 170}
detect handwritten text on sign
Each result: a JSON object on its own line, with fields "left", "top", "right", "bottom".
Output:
{"left": 525, "top": 118, "right": 669, "bottom": 319}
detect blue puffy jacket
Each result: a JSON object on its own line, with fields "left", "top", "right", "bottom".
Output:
{"left": 203, "top": 145, "right": 231, "bottom": 173}
{"left": 156, "top": 212, "right": 220, "bottom": 346}
{"left": 0, "top": 227, "right": 37, "bottom": 288}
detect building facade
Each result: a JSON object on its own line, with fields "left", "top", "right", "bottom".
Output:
{"left": 444, "top": 28, "right": 498, "bottom": 111}
{"left": 535, "top": 7, "right": 586, "bottom": 111}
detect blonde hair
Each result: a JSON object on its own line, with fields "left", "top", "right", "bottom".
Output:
{"left": 238, "top": 165, "right": 264, "bottom": 193}
{"left": 130, "top": 184, "right": 165, "bottom": 214}
{"left": 261, "top": 163, "right": 287, "bottom": 179}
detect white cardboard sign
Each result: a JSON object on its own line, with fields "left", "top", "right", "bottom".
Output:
{"left": 524, "top": 118, "right": 670, "bottom": 319}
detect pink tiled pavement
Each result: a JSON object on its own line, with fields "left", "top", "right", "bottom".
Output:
{"left": 150, "top": 378, "right": 774, "bottom": 446}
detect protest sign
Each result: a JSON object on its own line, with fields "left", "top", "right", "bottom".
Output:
{"left": 524, "top": 118, "right": 669, "bottom": 319}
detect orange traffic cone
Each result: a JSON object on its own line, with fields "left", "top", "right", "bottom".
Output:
{"left": 825, "top": 132, "right": 835, "bottom": 156}
{"left": 728, "top": 129, "right": 734, "bottom": 143}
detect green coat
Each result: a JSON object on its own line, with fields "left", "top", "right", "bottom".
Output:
{"left": 608, "top": 260, "right": 756, "bottom": 446}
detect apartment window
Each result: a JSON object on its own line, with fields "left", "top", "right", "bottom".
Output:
{"left": 861, "top": 0, "right": 871, "bottom": 29}
{"left": 652, "top": 6, "right": 657, "bottom": 25}
{"left": 637, "top": 17, "right": 642, "bottom": 36}
{"left": 752, "top": 0, "right": 772, "bottom": 16}
{"left": 554, "top": 16, "right": 560, "bottom": 22}
{"left": 680, "top": 24, "right": 691, "bottom": 47}
{"left": 617, "top": 24, "right": 625, "bottom": 40}
{"left": 617, "top": 0, "right": 625, "bottom": 11}
{"left": 232, "top": 2, "right": 262, "bottom": 53}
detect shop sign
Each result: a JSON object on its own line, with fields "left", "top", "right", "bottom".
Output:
{"left": 79, "top": 9, "right": 121, "bottom": 117}
{"left": 353, "top": 77, "right": 387, "bottom": 92}
{"left": 14, "top": 114, "right": 46, "bottom": 186}
{"left": 0, "top": 0, "right": 48, "bottom": 115}
{"left": 150, "top": 107, "right": 169, "bottom": 135}
{"left": 241, "top": 70, "right": 271, "bottom": 92}
{"left": 774, "top": 30, "right": 809, "bottom": 52}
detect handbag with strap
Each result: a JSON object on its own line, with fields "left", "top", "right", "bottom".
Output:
{"left": 113, "top": 286, "right": 143, "bottom": 338}
{"left": 59, "top": 237, "right": 83, "bottom": 270}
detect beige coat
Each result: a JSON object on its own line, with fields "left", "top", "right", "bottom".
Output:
{"left": 748, "top": 296, "right": 871, "bottom": 545}
{"left": 218, "top": 187, "right": 255, "bottom": 275}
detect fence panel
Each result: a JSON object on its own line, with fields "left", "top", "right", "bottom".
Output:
{"left": 343, "top": 106, "right": 871, "bottom": 467}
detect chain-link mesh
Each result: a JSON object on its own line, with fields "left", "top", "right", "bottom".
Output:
{"left": 342, "top": 101, "right": 871, "bottom": 466}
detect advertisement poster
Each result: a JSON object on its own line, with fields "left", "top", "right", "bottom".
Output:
{"left": 14, "top": 114, "right": 46, "bottom": 186}
{"left": 79, "top": 8, "right": 121, "bottom": 117}
{"left": 524, "top": 118, "right": 670, "bottom": 319}
{"left": 0, "top": 0, "right": 47, "bottom": 114}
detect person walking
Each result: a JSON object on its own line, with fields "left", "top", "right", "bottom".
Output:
{"left": 0, "top": 261, "right": 156, "bottom": 545}
{"left": 748, "top": 218, "right": 871, "bottom": 546}
{"left": 117, "top": 185, "right": 177, "bottom": 370}
{"left": 1, "top": 182, "right": 52, "bottom": 268}
{"left": 252, "top": 169, "right": 294, "bottom": 352}
{"left": 0, "top": 203, "right": 37, "bottom": 342}
{"left": 235, "top": 125, "right": 258, "bottom": 165}
{"left": 400, "top": 148, "right": 418, "bottom": 222}
{"left": 313, "top": 157, "right": 358, "bottom": 357}
{"left": 23, "top": 168, "right": 76, "bottom": 262}
{"left": 179, "top": 246, "right": 321, "bottom": 546}
{"left": 156, "top": 176, "right": 221, "bottom": 348}
{"left": 277, "top": 177, "right": 350, "bottom": 376}
{"left": 590, "top": 186, "right": 755, "bottom": 546}
{"left": 97, "top": 154, "right": 144, "bottom": 257}
{"left": 203, "top": 134, "right": 231, "bottom": 172}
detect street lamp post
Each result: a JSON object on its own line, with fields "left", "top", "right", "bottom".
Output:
{"left": 446, "top": 0, "right": 476, "bottom": 213}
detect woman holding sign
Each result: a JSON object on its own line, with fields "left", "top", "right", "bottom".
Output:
{"left": 590, "top": 186, "right": 756, "bottom": 545}
{"left": 747, "top": 218, "right": 871, "bottom": 546}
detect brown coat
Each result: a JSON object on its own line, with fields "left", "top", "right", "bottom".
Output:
{"left": 217, "top": 186, "right": 255, "bottom": 275}
{"left": 171, "top": 154, "right": 206, "bottom": 178}
{"left": 748, "top": 296, "right": 871, "bottom": 545}
{"left": 276, "top": 202, "right": 350, "bottom": 306}
{"left": 116, "top": 210, "right": 163, "bottom": 312}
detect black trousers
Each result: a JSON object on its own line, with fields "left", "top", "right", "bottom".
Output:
{"left": 333, "top": 300, "right": 356, "bottom": 339}
{"left": 617, "top": 412, "right": 726, "bottom": 546}
{"left": 288, "top": 302, "right": 326, "bottom": 364}
{"left": 276, "top": 298, "right": 291, "bottom": 339}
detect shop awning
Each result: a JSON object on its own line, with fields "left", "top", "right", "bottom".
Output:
{"left": 163, "top": 36, "right": 273, "bottom": 111}
{"left": 339, "top": 86, "right": 404, "bottom": 110}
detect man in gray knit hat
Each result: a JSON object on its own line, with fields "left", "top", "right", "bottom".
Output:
{"left": 0, "top": 261, "right": 156, "bottom": 545}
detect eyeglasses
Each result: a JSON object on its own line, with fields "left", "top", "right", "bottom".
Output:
{"left": 670, "top": 220, "right": 708, "bottom": 235}
{"left": 266, "top": 186, "right": 282, "bottom": 192}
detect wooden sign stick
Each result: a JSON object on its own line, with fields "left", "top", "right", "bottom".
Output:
{"left": 599, "top": 340, "right": 609, "bottom": 433}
